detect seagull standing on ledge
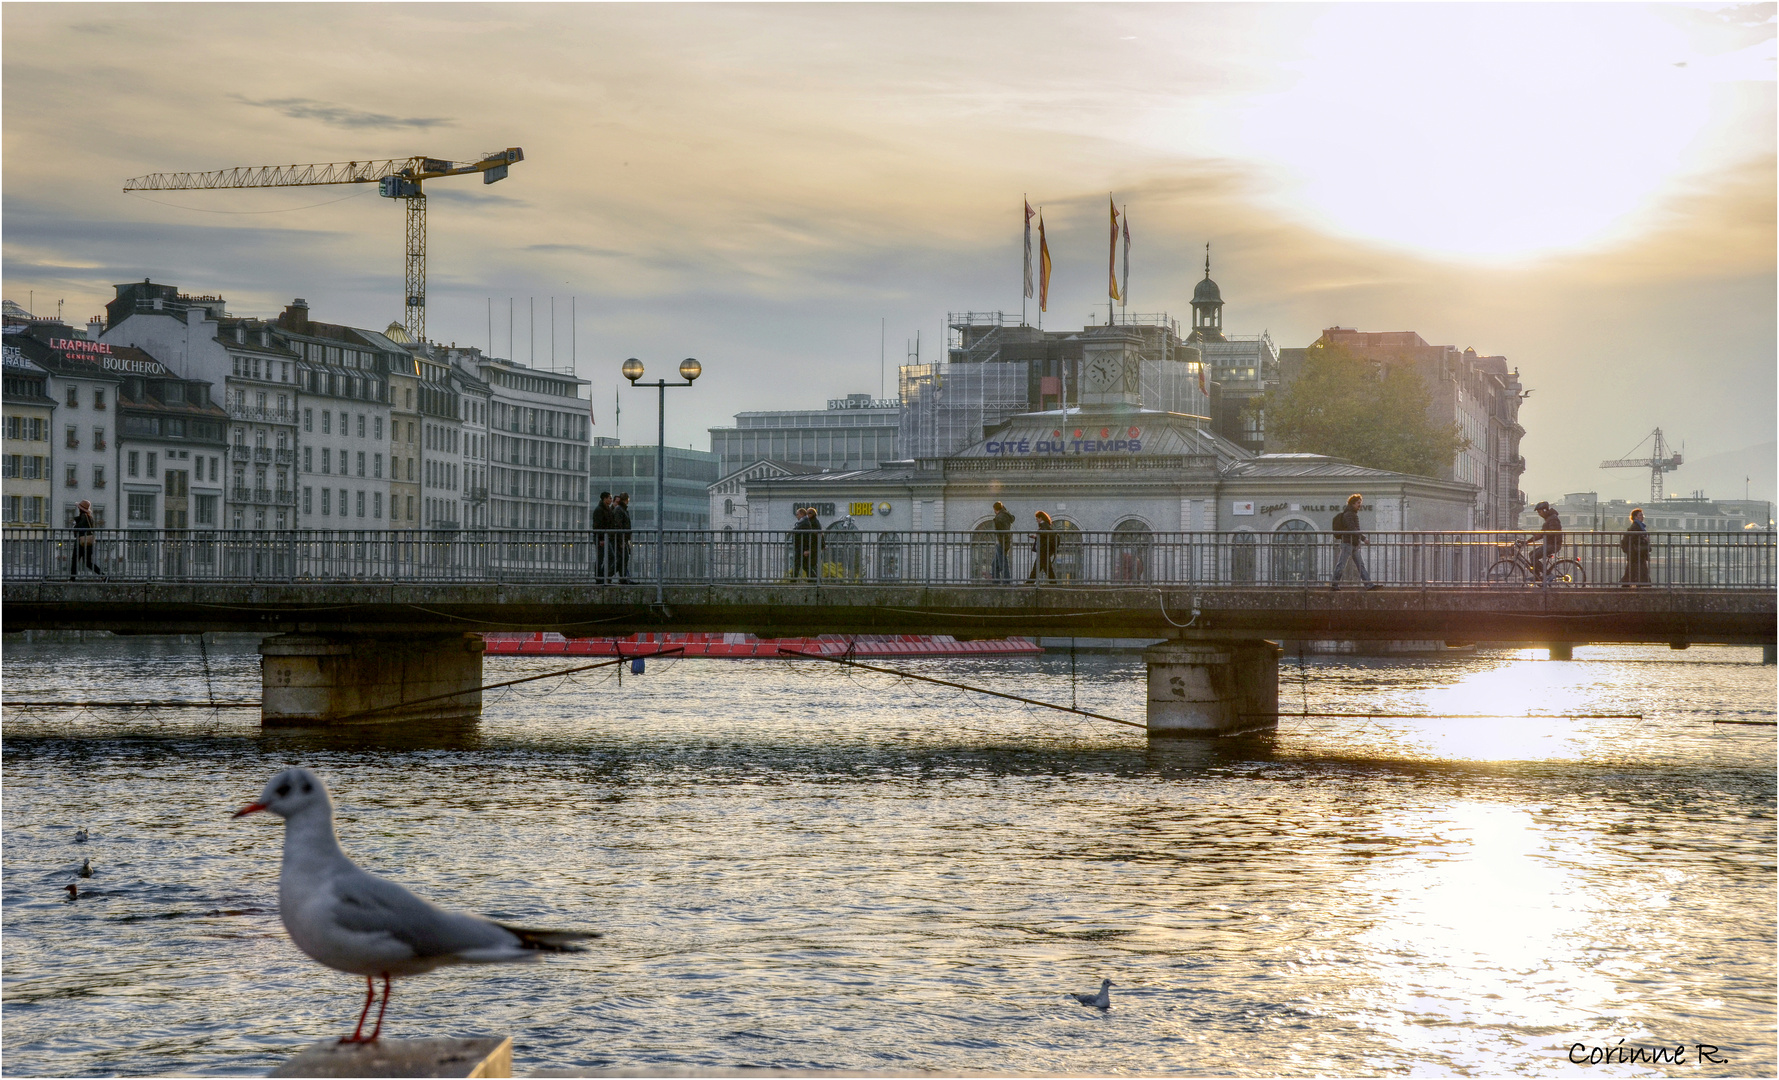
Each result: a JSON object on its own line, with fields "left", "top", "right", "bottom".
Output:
{"left": 234, "top": 766, "right": 596, "bottom": 1043}
{"left": 1071, "top": 978, "right": 1114, "bottom": 1009}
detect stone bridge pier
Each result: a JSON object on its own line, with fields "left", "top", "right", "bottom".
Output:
{"left": 1143, "top": 639, "right": 1282, "bottom": 737}
{"left": 259, "top": 633, "right": 484, "bottom": 726}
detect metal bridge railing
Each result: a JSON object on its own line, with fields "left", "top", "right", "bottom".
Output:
{"left": 7, "top": 528, "right": 1774, "bottom": 589}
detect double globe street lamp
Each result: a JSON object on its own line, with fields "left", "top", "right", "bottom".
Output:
{"left": 622, "top": 357, "right": 702, "bottom": 608}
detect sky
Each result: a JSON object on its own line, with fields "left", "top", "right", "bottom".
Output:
{"left": 4, "top": 3, "right": 1775, "bottom": 504}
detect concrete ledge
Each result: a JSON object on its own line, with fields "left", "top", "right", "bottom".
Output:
{"left": 270, "top": 1036, "right": 511, "bottom": 1078}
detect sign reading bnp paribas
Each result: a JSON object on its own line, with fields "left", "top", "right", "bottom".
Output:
{"left": 984, "top": 425, "right": 1145, "bottom": 456}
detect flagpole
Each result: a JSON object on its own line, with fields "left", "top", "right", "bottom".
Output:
{"left": 1021, "top": 194, "right": 1027, "bottom": 327}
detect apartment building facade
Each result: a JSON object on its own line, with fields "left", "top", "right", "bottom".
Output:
{"left": 479, "top": 355, "right": 590, "bottom": 530}
{"left": 1, "top": 342, "right": 57, "bottom": 527}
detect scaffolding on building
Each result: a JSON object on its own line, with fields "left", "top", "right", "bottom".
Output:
{"left": 897, "top": 361, "right": 1031, "bottom": 460}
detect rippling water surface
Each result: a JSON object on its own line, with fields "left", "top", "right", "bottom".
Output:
{"left": 3, "top": 637, "right": 1774, "bottom": 1076}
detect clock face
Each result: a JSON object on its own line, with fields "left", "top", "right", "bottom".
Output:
{"left": 1083, "top": 356, "right": 1122, "bottom": 391}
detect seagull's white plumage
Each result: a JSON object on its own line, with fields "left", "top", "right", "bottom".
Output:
{"left": 1070, "top": 978, "right": 1114, "bottom": 1009}
{"left": 236, "top": 766, "right": 594, "bottom": 1040}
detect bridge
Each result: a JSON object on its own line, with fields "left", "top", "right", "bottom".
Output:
{"left": 6, "top": 527, "right": 1773, "bottom": 736}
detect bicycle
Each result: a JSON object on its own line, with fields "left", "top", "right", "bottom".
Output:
{"left": 1485, "top": 537, "right": 1585, "bottom": 586}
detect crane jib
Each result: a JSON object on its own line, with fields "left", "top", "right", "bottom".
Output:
{"left": 119, "top": 147, "right": 523, "bottom": 345}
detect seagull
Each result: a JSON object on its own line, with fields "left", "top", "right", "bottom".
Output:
{"left": 1070, "top": 978, "right": 1114, "bottom": 1009}
{"left": 73, "top": 828, "right": 88, "bottom": 844}
{"left": 234, "top": 766, "right": 596, "bottom": 1043}
{"left": 77, "top": 858, "right": 93, "bottom": 878}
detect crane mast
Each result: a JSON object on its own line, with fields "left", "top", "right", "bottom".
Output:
{"left": 124, "top": 148, "right": 522, "bottom": 342}
{"left": 1600, "top": 427, "right": 1684, "bottom": 504}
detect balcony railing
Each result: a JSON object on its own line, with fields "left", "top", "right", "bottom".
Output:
{"left": 275, "top": 448, "right": 294, "bottom": 464}
{"left": 2, "top": 529, "right": 1772, "bottom": 588}
{"left": 228, "top": 404, "right": 296, "bottom": 424}
{"left": 254, "top": 446, "right": 272, "bottom": 462}
{"left": 231, "top": 445, "right": 250, "bottom": 460}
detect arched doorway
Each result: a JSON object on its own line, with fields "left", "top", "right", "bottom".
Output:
{"left": 1271, "top": 518, "right": 1317, "bottom": 582}
{"left": 1112, "top": 519, "right": 1152, "bottom": 582}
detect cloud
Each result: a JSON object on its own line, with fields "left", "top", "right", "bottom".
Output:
{"left": 235, "top": 96, "right": 451, "bottom": 131}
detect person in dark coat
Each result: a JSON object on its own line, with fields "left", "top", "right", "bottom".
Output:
{"left": 789, "top": 507, "right": 816, "bottom": 579}
{"left": 69, "top": 499, "right": 104, "bottom": 580}
{"left": 592, "top": 492, "right": 614, "bottom": 583}
{"left": 1620, "top": 507, "right": 1650, "bottom": 586}
{"left": 991, "top": 501, "right": 1015, "bottom": 581}
{"left": 1330, "top": 493, "right": 1379, "bottom": 590}
{"left": 1027, "top": 510, "right": 1058, "bottom": 582}
{"left": 614, "top": 493, "right": 634, "bottom": 582}
{"left": 803, "top": 506, "right": 823, "bottom": 578}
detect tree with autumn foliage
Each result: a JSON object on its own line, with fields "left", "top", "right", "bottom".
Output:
{"left": 1256, "top": 340, "right": 1468, "bottom": 478}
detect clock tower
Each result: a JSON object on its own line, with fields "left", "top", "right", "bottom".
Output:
{"left": 1078, "top": 329, "right": 1143, "bottom": 408}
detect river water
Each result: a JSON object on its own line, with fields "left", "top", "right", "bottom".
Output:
{"left": 2, "top": 637, "right": 1773, "bottom": 1077}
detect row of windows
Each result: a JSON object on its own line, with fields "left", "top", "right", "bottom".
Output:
{"left": 491, "top": 466, "right": 586, "bottom": 503}
{"left": 491, "top": 499, "right": 588, "bottom": 529}
{"left": 2, "top": 454, "right": 47, "bottom": 479}
{"left": 122, "top": 416, "right": 223, "bottom": 440}
{"left": 300, "top": 408, "right": 385, "bottom": 440}
{"left": 302, "top": 486, "right": 386, "bottom": 520}
{"left": 5, "top": 417, "right": 48, "bottom": 441}
{"left": 490, "top": 370, "right": 579, "bottom": 399}
{"left": 233, "top": 355, "right": 293, "bottom": 384}
{"left": 61, "top": 386, "right": 108, "bottom": 409}
{"left": 125, "top": 449, "right": 210, "bottom": 480}
{"left": 492, "top": 401, "right": 588, "bottom": 440}
{"left": 5, "top": 495, "right": 46, "bottom": 522}
{"left": 492, "top": 434, "right": 586, "bottom": 471}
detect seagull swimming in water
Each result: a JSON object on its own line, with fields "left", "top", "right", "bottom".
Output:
{"left": 1070, "top": 978, "right": 1113, "bottom": 1009}
{"left": 73, "top": 828, "right": 88, "bottom": 844}
{"left": 77, "top": 858, "right": 93, "bottom": 878}
{"left": 234, "top": 766, "right": 597, "bottom": 1043}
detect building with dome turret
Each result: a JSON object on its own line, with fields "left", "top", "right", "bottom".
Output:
{"left": 1186, "top": 244, "right": 1278, "bottom": 453}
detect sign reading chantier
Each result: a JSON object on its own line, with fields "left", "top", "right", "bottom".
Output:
{"left": 984, "top": 426, "right": 1144, "bottom": 456}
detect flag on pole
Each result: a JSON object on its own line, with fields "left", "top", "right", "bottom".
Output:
{"left": 1107, "top": 196, "right": 1121, "bottom": 303}
{"left": 1023, "top": 199, "right": 1036, "bottom": 300}
{"left": 1120, "top": 206, "right": 1131, "bottom": 311}
{"left": 1038, "top": 212, "right": 1052, "bottom": 312}
{"left": 1197, "top": 361, "right": 1208, "bottom": 397}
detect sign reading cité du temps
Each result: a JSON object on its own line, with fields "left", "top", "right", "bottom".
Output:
{"left": 985, "top": 426, "right": 1143, "bottom": 456}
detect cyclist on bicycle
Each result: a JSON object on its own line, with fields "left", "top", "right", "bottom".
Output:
{"left": 1530, "top": 501, "right": 1564, "bottom": 585}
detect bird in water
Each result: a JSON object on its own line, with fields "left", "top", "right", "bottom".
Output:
{"left": 1070, "top": 978, "right": 1114, "bottom": 1009}
{"left": 234, "top": 766, "right": 597, "bottom": 1044}
{"left": 64, "top": 883, "right": 79, "bottom": 900}
{"left": 77, "top": 858, "right": 93, "bottom": 878}
{"left": 73, "top": 828, "right": 88, "bottom": 844}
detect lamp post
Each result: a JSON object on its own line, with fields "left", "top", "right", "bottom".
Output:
{"left": 622, "top": 356, "right": 702, "bottom": 607}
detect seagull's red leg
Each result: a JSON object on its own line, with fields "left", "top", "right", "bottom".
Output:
{"left": 341, "top": 976, "right": 375, "bottom": 1043}
{"left": 366, "top": 974, "right": 391, "bottom": 1043}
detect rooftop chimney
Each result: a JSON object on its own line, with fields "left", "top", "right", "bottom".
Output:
{"left": 280, "top": 298, "right": 310, "bottom": 333}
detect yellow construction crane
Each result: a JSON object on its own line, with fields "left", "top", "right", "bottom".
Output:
{"left": 1601, "top": 427, "right": 1684, "bottom": 504}
{"left": 123, "top": 148, "right": 523, "bottom": 343}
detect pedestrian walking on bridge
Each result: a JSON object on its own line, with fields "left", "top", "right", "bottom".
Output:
{"left": 69, "top": 500, "right": 104, "bottom": 580}
{"left": 1331, "top": 494, "right": 1379, "bottom": 591}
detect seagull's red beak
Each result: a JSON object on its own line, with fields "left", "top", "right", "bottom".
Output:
{"left": 232, "top": 802, "right": 268, "bottom": 818}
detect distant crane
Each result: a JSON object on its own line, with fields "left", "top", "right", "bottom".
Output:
{"left": 124, "top": 148, "right": 523, "bottom": 343}
{"left": 1601, "top": 427, "right": 1684, "bottom": 504}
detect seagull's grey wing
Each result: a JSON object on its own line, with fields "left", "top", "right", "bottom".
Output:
{"left": 330, "top": 867, "right": 518, "bottom": 960}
